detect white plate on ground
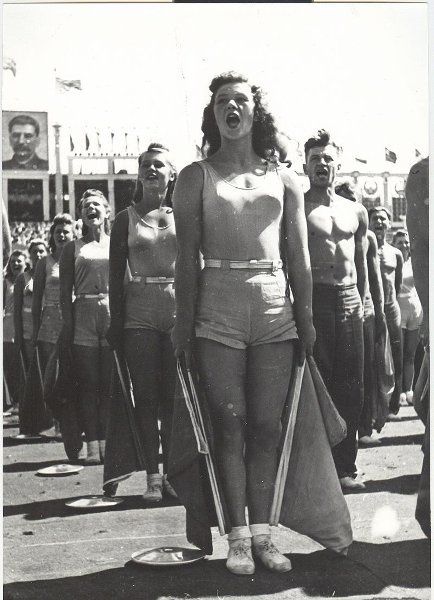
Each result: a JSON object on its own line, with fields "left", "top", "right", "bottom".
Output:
{"left": 65, "top": 496, "right": 125, "bottom": 509}
{"left": 131, "top": 547, "right": 205, "bottom": 567}
{"left": 14, "top": 433, "right": 42, "bottom": 441}
{"left": 37, "top": 464, "right": 84, "bottom": 476}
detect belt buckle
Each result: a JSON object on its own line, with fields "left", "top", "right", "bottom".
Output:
{"left": 249, "top": 259, "right": 258, "bottom": 265}
{"left": 97, "top": 293, "right": 105, "bottom": 300}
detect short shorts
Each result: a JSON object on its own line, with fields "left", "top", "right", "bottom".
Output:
{"left": 195, "top": 268, "right": 297, "bottom": 350}
{"left": 399, "top": 295, "right": 423, "bottom": 331}
{"left": 38, "top": 305, "right": 63, "bottom": 344}
{"left": 73, "top": 297, "right": 110, "bottom": 348}
{"left": 124, "top": 281, "right": 175, "bottom": 334}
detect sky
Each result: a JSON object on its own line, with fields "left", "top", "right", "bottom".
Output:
{"left": 2, "top": 2, "right": 429, "bottom": 173}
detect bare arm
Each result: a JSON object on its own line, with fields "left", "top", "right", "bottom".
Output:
{"left": 394, "top": 249, "right": 403, "bottom": 298}
{"left": 59, "top": 241, "right": 75, "bottom": 341}
{"left": 406, "top": 161, "right": 429, "bottom": 333}
{"left": 366, "top": 231, "right": 384, "bottom": 314}
{"left": 13, "top": 274, "right": 25, "bottom": 348}
{"left": 171, "top": 163, "right": 203, "bottom": 362}
{"left": 281, "top": 169, "right": 315, "bottom": 358}
{"left": 107, "top": 210, "right": 129, "bottom": 348}
{"left": 354, "top": 204, "right": 369, "bottom": 302}
{"left": 32, "top": 257, "right": 47, "bottom": 344}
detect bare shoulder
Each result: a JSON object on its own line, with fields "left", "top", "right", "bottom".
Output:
{"left": 173, "top": 162, "right": 205, "bottom": 218}
{"left": 177, "top": 162, "right": 205, "bottom": 187}
{"left": 278, "top": 166, "right": 302, "bottom": 193}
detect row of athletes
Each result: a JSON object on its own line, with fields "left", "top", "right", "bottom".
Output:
{"left": 3, "top": 71, "right": 425, "bottom": 576}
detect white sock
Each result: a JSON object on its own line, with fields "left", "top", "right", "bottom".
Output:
{"left": 228, "top": 526, "right": 251, "bottom": 541}
{"left": 250, "top": 523, "right": 271, "bottom": 537}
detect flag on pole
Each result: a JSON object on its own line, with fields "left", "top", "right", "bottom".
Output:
{"left": 415, "top": 148, "right": 422, "bottom": 158}
{"left": 69, "top": 135, "right": 75, "bottom": 152}
{"left": 355, "top": 157, "right": 367, "bottom": 165}
{"left": 85, "top": 134, "right": 90, "bottom": 151}
{"left": 56, "top": 77, "right": 82, "bottom": 92}
{"left": 385, "top": 148, "right": 397, "bottom": 164}
{"left": 3, "top": 57, "right": 16, "bottom": 76}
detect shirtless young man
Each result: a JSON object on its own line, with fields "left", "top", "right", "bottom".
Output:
{"left": 369, "top": 207, "right": 404, "bottom": 416}
{"left": 304, "top": 130, "right": 368, "bottom": 490}
{"left": 335, "top": 183, "right": 386, "bottom": 445}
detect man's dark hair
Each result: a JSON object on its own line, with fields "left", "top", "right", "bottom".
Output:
{"left": 201, "top": 72, "right": 278, "bottom": 160}
{"left": 304, "top": 129, "right": 341, "bottom": 161}
{"left": 368, "top": 205, "right": 391, "bottom": 221}
{"left": 8, "top": 114, "right": 40, "bottom": 137}
{"left": 392, "top": 229, "right": 408, "bottom": 244}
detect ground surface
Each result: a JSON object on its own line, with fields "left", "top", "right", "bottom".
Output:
{"left": 3, "top": 405, "right": 430, "bottom": 600}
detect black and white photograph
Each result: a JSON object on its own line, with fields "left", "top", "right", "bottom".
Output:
{"left": 2, "top": 110, "right": 49, "bottom": 171}
{"left": 2, "top": 2, "right": 430, "bottom": 599}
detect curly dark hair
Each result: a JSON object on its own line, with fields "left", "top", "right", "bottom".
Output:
{"left": 133, "top": 143, "right": 177, "bottom": 208}
{"left": 201, "top": 72, "right": 278, "bottom": 160}
{"left": 48, "top": 213, "right": 75, "bottom": 253}
{"left": 304, "top": 129, "right": 341, "bottom": 161}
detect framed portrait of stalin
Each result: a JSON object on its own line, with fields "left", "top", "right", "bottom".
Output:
{"left": 2, "top": 111, "right": 49, "bottom": 171}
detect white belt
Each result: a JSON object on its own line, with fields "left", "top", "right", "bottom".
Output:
{"left": 131, "top": 276, "right": 175, "bottom": 284}
{"left": 204, "top": 259, "right": 282, "bottom": 272}
{"left": 23, "top": 307, "right": 32, "bottom": 313}
{"left": 76, "top": 293, "right": 108, "bottom": 299}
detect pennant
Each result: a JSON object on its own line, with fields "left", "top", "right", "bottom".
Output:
{"left": 69, "top": 135, "right": 75, "bottom": 152}
{"left": 56, "top": 77, "right": 82, "bottom": 92}
{"left": 96, "top": 131, "right": 101, "bottom": 152}
{"left": 3, "top": 57, "right": 16, "bottom": 77}
{"left": 415, "top": 149, "right": 422, "bottom": 158}
{"left": 85, "top": 134, "right": 90, "bottom": 151}
{"left": 355, "top": 157, "right": 367, "bottom": 165}
{"left": 385, "top": 148, "right": 397, "bottom": 164}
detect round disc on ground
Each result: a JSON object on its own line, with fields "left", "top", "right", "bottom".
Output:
{"left": 131, "top": 547, "right": 205, "bottom": 567}
{"left": 65, "top": 496, "right": 125, "bottom": 509}
{"left": 36, "top": 464, "right": 84, "bottom": 476}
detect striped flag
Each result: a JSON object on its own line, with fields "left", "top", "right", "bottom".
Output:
{"left": 3, "top": 57, "right": 16, "bottom": 76}
{"left": 385, "top": 148, "right": 397, "bottom": 164}
{"left": 56, "top": 77, "right": 82, "bottom": 92}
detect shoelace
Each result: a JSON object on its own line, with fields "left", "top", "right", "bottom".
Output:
{"left": 255, "top": 540, "right": 280, "bottom": 556}
{"left": 231, "top": 543, "right": 251, "bottom": 558}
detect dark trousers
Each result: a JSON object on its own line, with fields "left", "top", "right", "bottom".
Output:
{"left": 312, "top": 284, "right": 364, "bottom": 478}
{"left": 124, "top": 328, "right": 176, "bottom": 474}
{"left": 359, "top": 311, "right": 376, "bottom": 438}
{"left": 384, "top": 301, "right": 403, "bottom": 413}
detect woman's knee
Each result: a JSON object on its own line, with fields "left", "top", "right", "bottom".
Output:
{"left": 214, "top": 412, "right": 246, "bottom": 452}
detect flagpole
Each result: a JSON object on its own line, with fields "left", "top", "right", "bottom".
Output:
{"left": 53, "top": 123, "right": 63, "bottom": 214}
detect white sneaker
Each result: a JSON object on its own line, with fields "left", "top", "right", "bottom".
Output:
{"left": 227, "top": 538, "right": 255, "bottom": 575}
{"left": 163, "top": 475, "right": 178, "bottom": 498}
{"left": 406, "top": 391, "right": 414, "bottom": 406}
{"left": 252, "top": 535, "right": 292, "bottom": 572}
{"left": 143, "top": 473, "right": 163, "bottom": 503}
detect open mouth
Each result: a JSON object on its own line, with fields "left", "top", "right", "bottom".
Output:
{"left": 315, "top": 167, "right": 328, "bottom": 177}
{"left": 145, "top": 172, "right": 158, "bottom": 181}
{"left": 226, "top": 113, "right": 240, "bottom": 129}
